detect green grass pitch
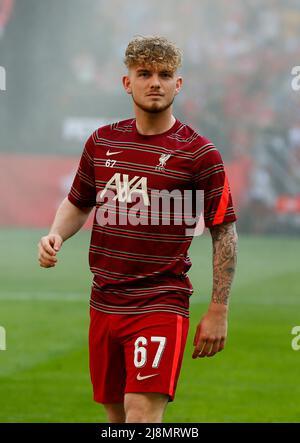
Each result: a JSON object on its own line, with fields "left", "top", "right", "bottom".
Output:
{"left": 0, "top": 228, "right": 299, "bottom": 422}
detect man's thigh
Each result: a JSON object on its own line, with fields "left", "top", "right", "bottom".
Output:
{"left": 123, "top": 312, "right": 189, "bottom": 401}
{"left": 89, "top": 309, "right": 189, "bottom": 404}
{"left": 89, "top": 308, "right": 126, "bottom": 403}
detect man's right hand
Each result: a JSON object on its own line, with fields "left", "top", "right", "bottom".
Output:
{"left": 38, "top": 234, "right": 63, "bottom": 268}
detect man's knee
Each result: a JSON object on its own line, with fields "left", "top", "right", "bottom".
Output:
{"left": 124, "top": 393, "right": 169, "bottom": 423}
{"left": 103, "top": 403, "right": 125, "bottom": 423}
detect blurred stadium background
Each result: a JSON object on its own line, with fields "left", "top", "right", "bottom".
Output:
{"left": 0, "top": 0, "right": 300, "bottom": 422}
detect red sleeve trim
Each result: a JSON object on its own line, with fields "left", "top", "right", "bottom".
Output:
{"left": 212, "top": 174, "right": 229, "bottom": 225}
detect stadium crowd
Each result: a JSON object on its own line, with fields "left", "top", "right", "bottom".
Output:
{"left": 1, "top": 0, "right": 300, "bottom": 232}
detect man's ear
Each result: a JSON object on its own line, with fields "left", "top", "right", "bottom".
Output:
{"left": 175, "top": 76, "right": 183, "bottom": 95}
{"left": 122, "top": 75, "right": 132, "bottom": 94}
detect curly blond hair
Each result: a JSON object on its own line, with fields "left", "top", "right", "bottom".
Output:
{"left": 124, "top": 35, "right": 182, "bottom": 72}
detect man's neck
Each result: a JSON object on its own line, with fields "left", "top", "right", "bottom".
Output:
{"left": 134, "top": 110, "right": 176, "bottom": 136}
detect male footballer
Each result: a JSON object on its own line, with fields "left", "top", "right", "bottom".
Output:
{"left": 38, "top": 36, "right": 238, "bottom": 423}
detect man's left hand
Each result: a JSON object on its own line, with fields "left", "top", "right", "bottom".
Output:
{"left": 192, "top": 303, "right": 228, "bottom": 358}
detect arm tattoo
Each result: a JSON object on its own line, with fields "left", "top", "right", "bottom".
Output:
{"left": 209, "top": 222, "right": 238, "bottom": 305}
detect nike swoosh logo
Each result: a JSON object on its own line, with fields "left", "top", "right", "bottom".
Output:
{"left": 137, "top": 373, "right": 159, "bottom": 381}
{"left": 106, "top": 149, "right": 123, "bottom": 156}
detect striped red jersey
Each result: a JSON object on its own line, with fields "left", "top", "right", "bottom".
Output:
{"left": 68, "top": 118, "right": 237, "bottom": 317}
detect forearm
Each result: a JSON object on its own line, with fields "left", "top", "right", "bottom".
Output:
{"left": 49, "top": 197, "right": 93, "bottom": 241}
{"left": 192, "top": 222, "right": 237, "bottom": 358}
{"left": 209, "top": 222, "right": 238, "bottom": 310}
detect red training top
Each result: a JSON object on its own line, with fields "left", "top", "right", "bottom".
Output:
{"left": 68, "top": 118, "right": 237, "bottom": 317}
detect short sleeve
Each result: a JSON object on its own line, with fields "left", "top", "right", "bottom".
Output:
{"left": 192, "top": 140, "right": 237, "bottom": 228}
{"left": 67, "top": 133, "right": 96, "bottom": 208}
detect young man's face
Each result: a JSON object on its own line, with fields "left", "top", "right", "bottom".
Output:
{"left": 123, "top": 65, "right": 183, "bottom": 114}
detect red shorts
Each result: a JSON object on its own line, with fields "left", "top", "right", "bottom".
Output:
{"left": 89, "top": 307, "right": 189, "bottom": 404}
